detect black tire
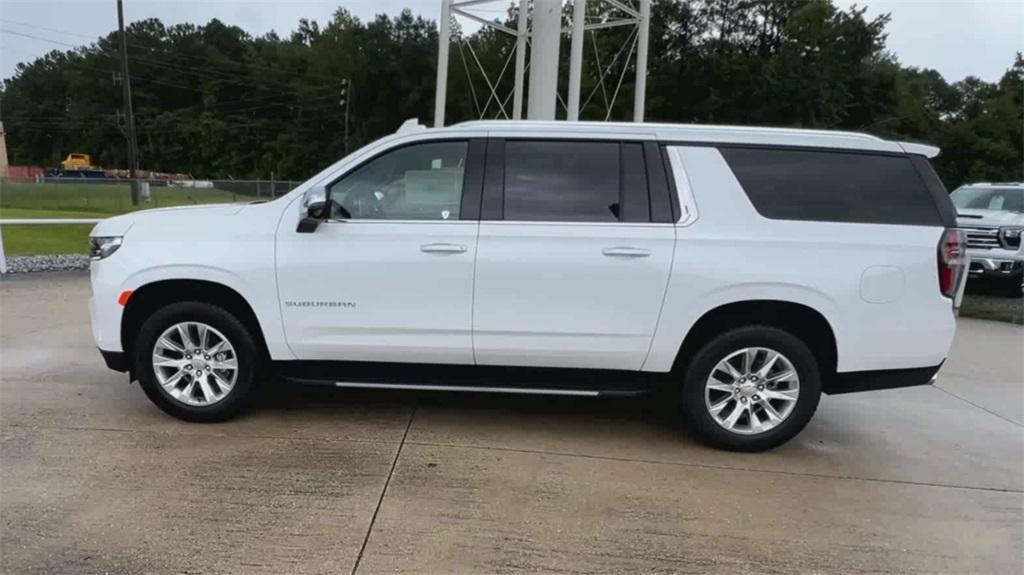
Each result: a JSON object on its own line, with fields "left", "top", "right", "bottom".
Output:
{"left": 680, "top": 326, "right": 821, "bottom": 452}
{"left": 133, "top": 301, "right": 259, "bottom": 422}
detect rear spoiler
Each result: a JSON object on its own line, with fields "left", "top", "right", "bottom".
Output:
{"left": 898, "top": 142, "right": 940, "bottom": 158}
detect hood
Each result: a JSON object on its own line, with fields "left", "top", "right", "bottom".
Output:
{"left": 955, "top": 208, "right": 1024, "bottom": 227}
{"left": 90, "top": 203, "right": 247, "bottom": 237}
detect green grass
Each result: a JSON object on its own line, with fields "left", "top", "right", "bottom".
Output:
{"left": 960, "top": 291, "right": 1023, "bottom": 325}
{"left": 0, "top": 181, "right": 249, "bottom": 255}
{"left": 0, "top": 181, "right": 242, "bottom": 215}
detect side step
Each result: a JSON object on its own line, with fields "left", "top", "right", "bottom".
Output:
{"left": 274, "top": 360, "right": 661, "bottom": 398}
{"left": 332, "top": 381, "right": 600, "bottom": 397}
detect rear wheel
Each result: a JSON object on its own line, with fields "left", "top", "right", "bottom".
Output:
{"left": 681, "top": 326, "right": 821, "bottom": 452}
{"left": 133, "top": 301, "right": 258, "bottom": 422}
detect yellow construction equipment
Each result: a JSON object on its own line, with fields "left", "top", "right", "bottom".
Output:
{"left": 60, "top": 153, "right": 100, "bottom": 171}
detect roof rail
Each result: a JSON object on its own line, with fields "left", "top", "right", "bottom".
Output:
{"left": 396, "top": 118, "right": 427, "bottom": 135}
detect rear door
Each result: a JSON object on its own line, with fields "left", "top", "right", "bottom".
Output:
{"left": 472, "top": 138, "right": 676, "bottom": 371}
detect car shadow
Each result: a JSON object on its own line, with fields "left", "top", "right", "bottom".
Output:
{"left": 964, "top": 277, "right": 1023, "bottom": 298}
{"left": 250, "top": 376, "right": 690, "bottom": 435}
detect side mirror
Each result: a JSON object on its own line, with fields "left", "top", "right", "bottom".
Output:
{"left": 297, "top": 186, "right": 327, "bottom": 233}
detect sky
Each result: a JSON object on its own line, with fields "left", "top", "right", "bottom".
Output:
{"left": 0, "top": 0, "right": 1021, "bottom": 83}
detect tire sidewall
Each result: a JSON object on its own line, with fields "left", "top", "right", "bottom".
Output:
{"left": 133, "top": 301, "right": 258, "bottom": 422}
{"left": 681, "top": 326, "right": 822, "bottom": 452}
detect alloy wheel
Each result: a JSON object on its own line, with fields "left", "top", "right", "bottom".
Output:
{"left": 152, "top": 321, "right": 239, "bottom": 407}
{"left": 704, "top": 347, "right": 800, "bottom": 435}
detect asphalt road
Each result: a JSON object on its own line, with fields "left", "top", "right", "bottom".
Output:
{"left": 1, "top": 272, "right": 1021, "bottom": 574}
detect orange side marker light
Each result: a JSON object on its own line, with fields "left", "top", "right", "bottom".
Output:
{"left": 117, "top": 290, "right": 133, "bottom": 306}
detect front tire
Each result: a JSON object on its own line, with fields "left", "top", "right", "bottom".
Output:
{"left": 680, "top": 326, "right": 821, "bottom": 452}
{"left": 133, "top": 301, "right": 259, "bottom": 422}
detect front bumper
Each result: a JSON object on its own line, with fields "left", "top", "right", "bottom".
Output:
{"left": 966, "top": 252, "right": 1023, "bottom": 279}
{"left": 89, "top": 261, "right": 127, "bottom": 353}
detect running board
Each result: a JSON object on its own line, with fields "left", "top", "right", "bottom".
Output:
{"left": 331, "top": 381, "right": 601, "bottom": 397}
{"left": 273, "top": 360, "right": 660, "bottom": 397}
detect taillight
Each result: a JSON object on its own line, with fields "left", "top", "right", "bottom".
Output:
{"left": 938, "top": 228, "right": 966, "bottom": 299}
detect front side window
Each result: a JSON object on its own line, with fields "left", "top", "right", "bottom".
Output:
{"left": 503, "top": 140, "right": 621, "bottom": 222}
{"left": 328, "top": 141, "right": 467, "bottom": 220}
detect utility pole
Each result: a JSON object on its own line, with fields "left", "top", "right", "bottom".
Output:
{"left": 434, "top": 0, "right": 451, "bottom": 127}
{"left": 567, "top": 0, "right": 587, "bottom": 121}
{"left": 340, "top": 79, "right": 351, "bottom": 153}
{"left": 117, "top": 0, "right": 141, "bottom": 205}
{"left": 527, "top": 0, "right": 561, "bottom": 120}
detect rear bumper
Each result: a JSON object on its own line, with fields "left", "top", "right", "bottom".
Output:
{"left": 100, "top": 349, "right": 130, "bottom": 373}
{"left": 825, "top": 363, "right": 942, "bottom": 395}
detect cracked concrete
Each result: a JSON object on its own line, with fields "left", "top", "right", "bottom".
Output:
{"left": 2, "top": 272, "right": 1021, "bottom": 574}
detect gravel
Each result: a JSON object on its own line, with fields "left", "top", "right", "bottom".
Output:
{"left": 3, "top": 254, "right": 90, "bottom": 274}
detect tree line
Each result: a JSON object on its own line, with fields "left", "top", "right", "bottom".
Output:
{"left": 1, "top": 0, "right": 1021, "bottom": 188}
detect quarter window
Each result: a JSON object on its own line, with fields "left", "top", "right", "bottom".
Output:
{"left": 328, "top": 141, "right": 467, "bottom": 221}
{"left": 503, "top": 141, "right": 621, "bottom": 222}
{"left": 720, "top": 147, "right": 944, "bottom": 226}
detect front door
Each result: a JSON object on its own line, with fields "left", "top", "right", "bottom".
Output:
{"left": 276, "top": 139, "right": 481, "bottom": 364}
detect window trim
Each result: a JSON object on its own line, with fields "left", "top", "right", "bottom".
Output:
{"left": 321, "top": 137, "right": 482, "bottom": 223}
{"left": 661, "top": 140, "right": 914, "bottom": 159}
{"left": 482, "top": 137, "right": 659, "bottom": 224}
{"left": 661, "top": 145, "right": 700, "bottom": 226}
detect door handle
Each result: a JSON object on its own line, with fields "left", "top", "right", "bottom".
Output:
{"left": 420, "top": 243, "right": 468, "bottom": 254}
{"left": 602, "top": 247, "right": 651, "bottom": 258}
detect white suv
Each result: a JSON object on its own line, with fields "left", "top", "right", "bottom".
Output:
{"left": 951, "top": 182, "right": 1023, "bottom": 295}
{"left": 89, "top": 120, "right": 964, "bottom": 451}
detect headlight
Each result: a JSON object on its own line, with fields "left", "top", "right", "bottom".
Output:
{"left": 999, "top": 227, "right": 1022, "bottom": 250}
{"left": 89, "top": 236, "right": 123, "bottom": 260}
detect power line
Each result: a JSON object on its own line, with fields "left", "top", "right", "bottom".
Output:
{"left": 0, "top": 28, "right": 82, "bottom": 49}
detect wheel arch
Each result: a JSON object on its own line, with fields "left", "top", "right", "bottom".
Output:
{"left": 121, "top": 279, "right": 271, "bottom": 365}
{"left": 672, "top": 300, "right": 839, "bottom": 392}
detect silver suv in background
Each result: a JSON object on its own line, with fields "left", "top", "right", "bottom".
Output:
{"left": 951, "top": 183, "right": 1024, "bottom": 295}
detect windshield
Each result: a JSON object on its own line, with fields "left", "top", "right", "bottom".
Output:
{"left": 951, "top": 187, "right": 1024, "bottom": 213}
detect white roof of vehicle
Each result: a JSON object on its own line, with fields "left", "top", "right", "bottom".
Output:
{"left": 443, "top": 120, "right": 938, "bottom": 157}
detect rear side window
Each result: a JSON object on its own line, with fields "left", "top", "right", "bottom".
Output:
{"left": 504, "top": 141, "right": 620, "bottom": 222}
{"left": 720, "top": 147, "right": 944, "bottom": 226}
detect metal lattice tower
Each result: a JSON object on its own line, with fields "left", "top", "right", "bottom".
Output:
{"left": 433, "top": 0, "right": 651, "bottom": 126}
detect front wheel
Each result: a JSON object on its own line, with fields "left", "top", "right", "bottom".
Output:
{"left": 680, "top": 326, "right": 821, "bottom": 452}
{"left": 133, "top": 301, "right": 259, "bottom": 422}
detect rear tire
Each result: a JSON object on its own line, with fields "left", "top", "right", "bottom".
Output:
{"left": 680, "top": 326, "right": 821, "bottom": 452}
{"left": 133, "top": 301, "right": 259, "bottom": 422}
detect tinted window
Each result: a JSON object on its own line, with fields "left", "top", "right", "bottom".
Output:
{"left": 504, "top": 141, "right": 620, "bottom": 222}
{"left": 720, "top": 148, "right": 943, "bottom": 226}
{"left": 621, "top": 143, "right": 650, "bottom": 222}
{"left": 328, "top": 141, "right": 466, "bottom": 220}
{"left": 951, "top": 187, "right": 1024, "bottom": 214}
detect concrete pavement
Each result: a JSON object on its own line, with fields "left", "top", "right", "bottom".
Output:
{"left": 1, "top": 272, "right": 1021, "bottom": 574}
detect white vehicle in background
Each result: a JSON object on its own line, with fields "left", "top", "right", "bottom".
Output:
{"left": 951, "top": 183, "right": 1024, "bottom": 295}
{"left": 88, "top": 120, "right": 965, "bottom": 452}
